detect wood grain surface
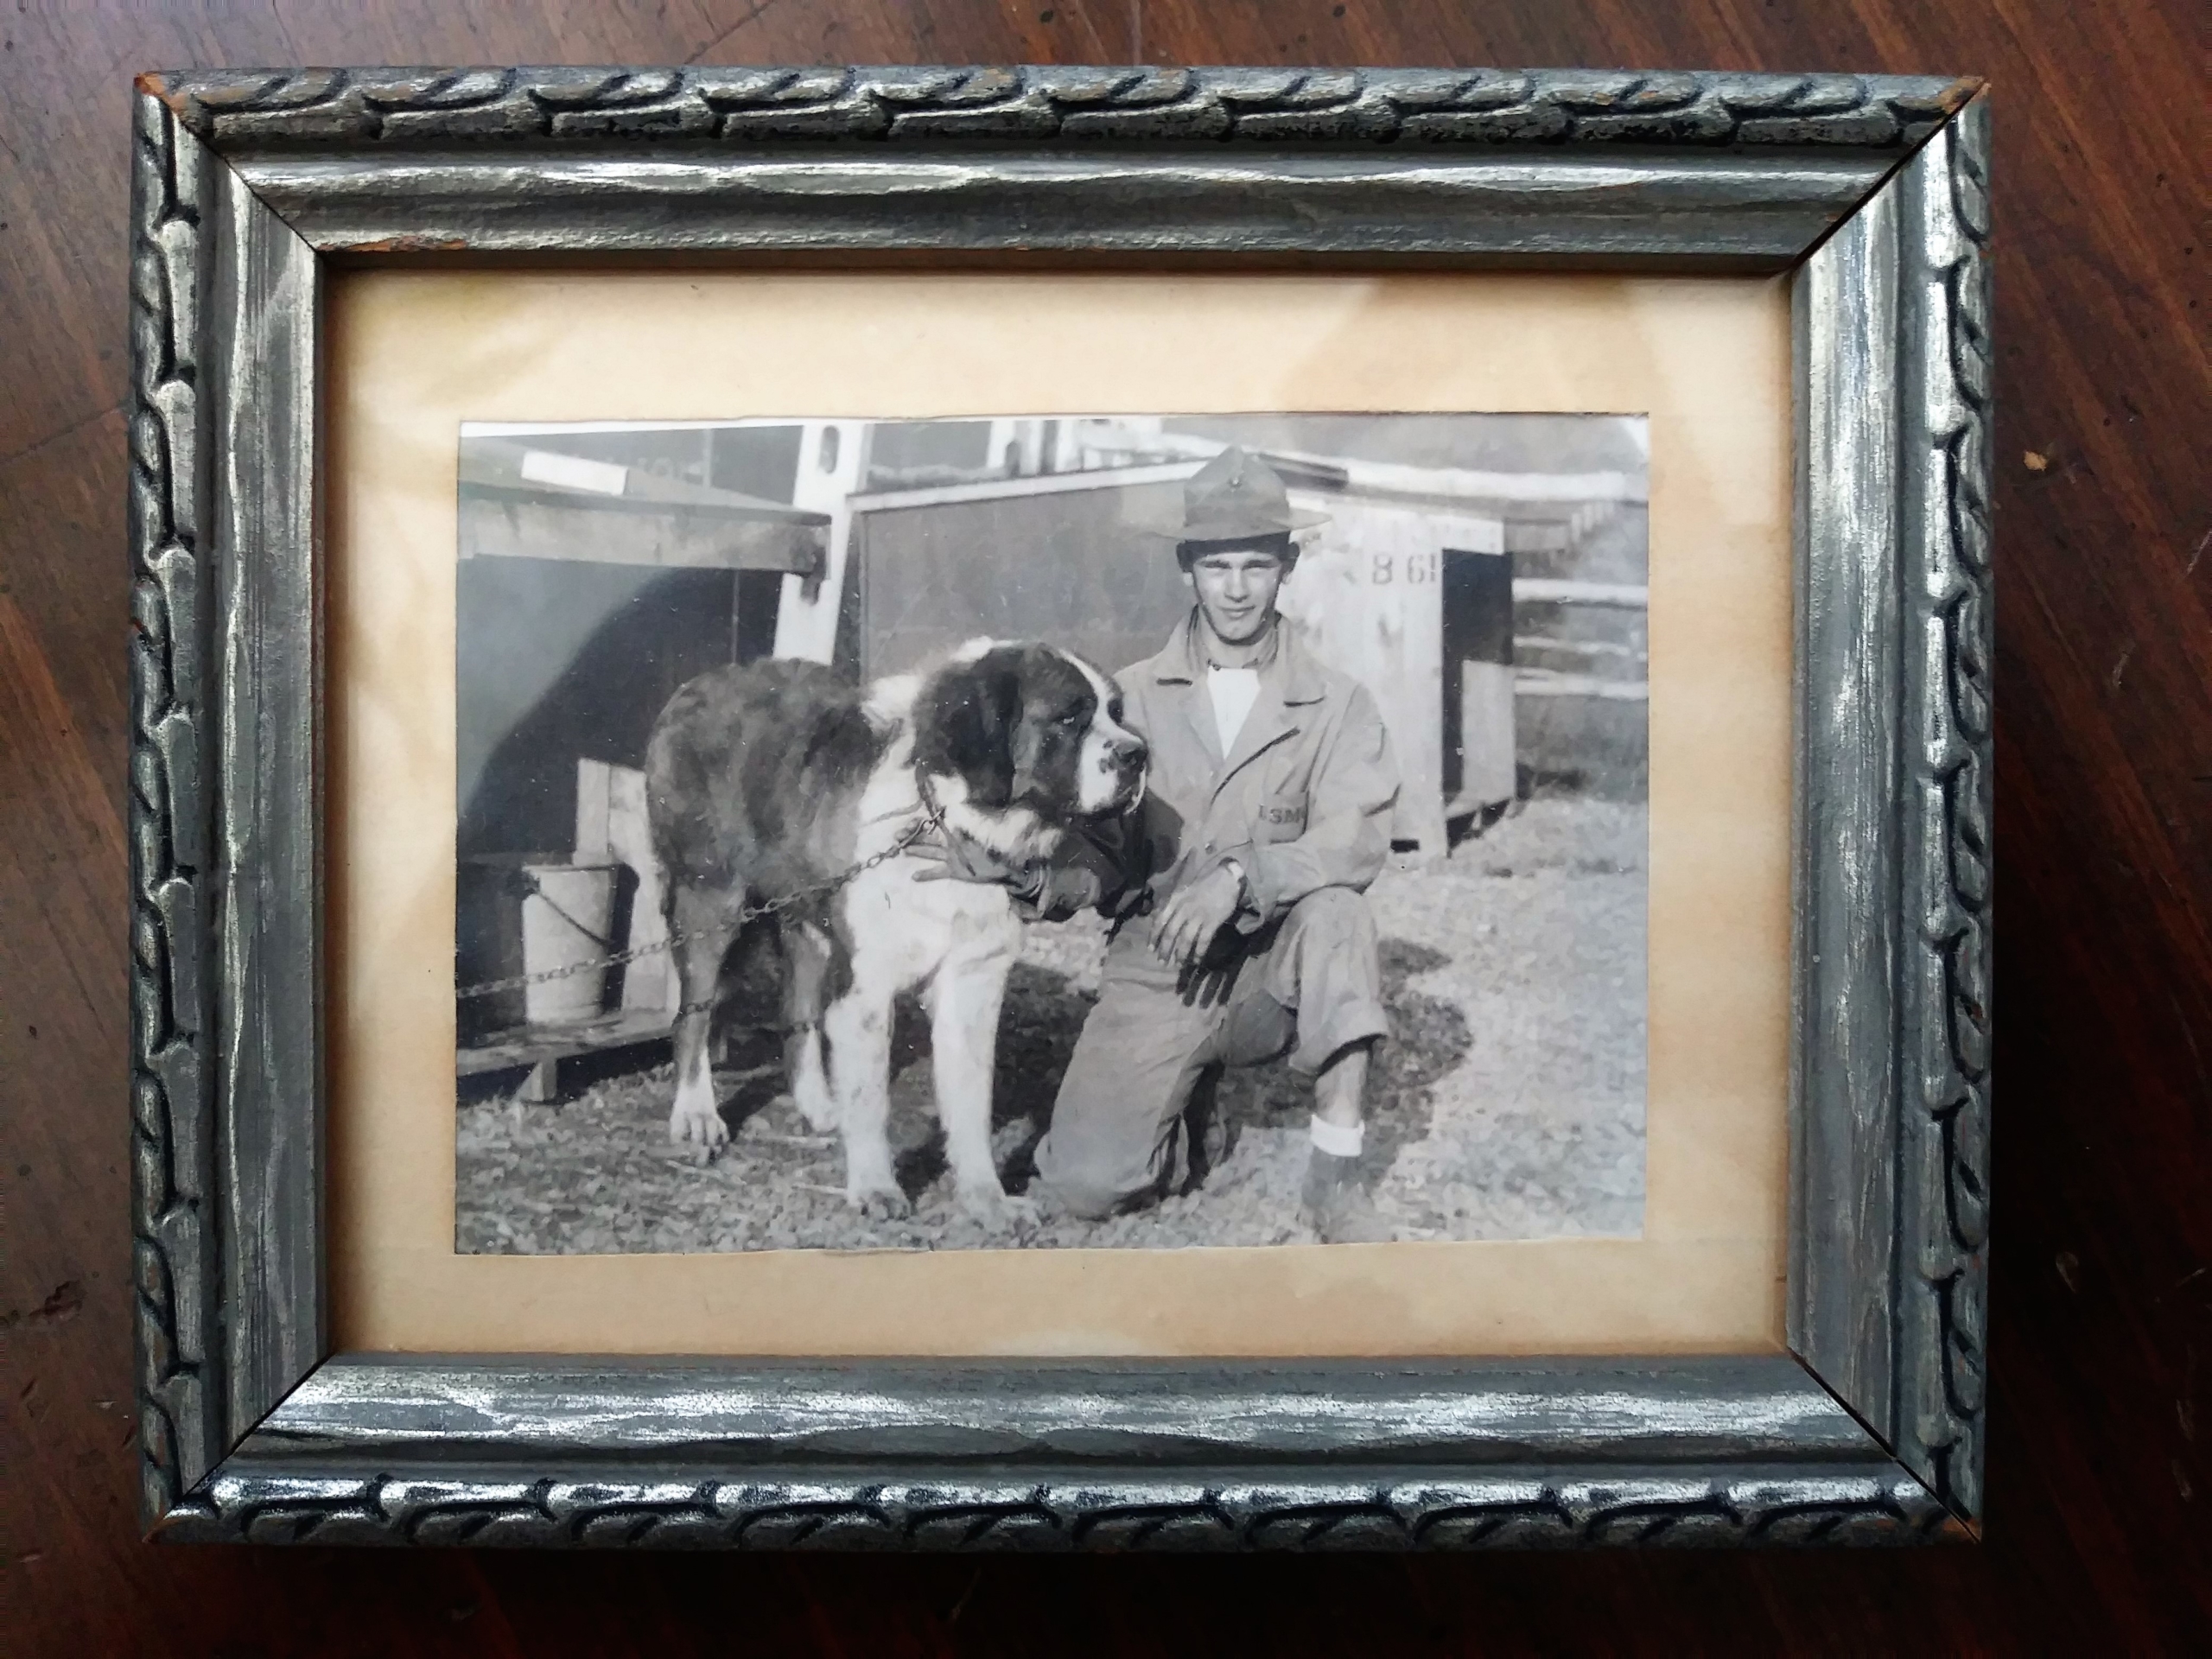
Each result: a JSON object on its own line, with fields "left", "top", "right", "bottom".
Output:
{"left": 3, "top": 2, "right": 2205, "bottom": 1654}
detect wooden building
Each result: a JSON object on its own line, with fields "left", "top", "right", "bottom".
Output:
{"left": 454, "top": 430, "right": 829, "bottom": 861}
{"left": 769, "top": 419, "right": 1649, "bottom": 858}
{"left": 453, "top": 431, "right": 828, "bottom": 1061}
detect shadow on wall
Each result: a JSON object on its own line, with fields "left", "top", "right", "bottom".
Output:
{"left": 457, "top": 562, "right": 740, "bottom": 860}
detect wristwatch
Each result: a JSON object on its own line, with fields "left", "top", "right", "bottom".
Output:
{"left": 1220, "top": 856, "right": 1248, "bottom": 905}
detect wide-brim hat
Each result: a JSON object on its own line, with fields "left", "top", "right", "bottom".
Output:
{"left": 1137, "top": 445, "right": 1330, "bottom": 542}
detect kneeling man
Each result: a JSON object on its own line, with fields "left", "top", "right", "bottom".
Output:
{"left": 1012, "top": 448, "right": 1401, "bottom": 1240}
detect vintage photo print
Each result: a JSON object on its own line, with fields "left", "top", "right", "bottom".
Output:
{"left": 452, "top": 413, "right": 1649, "bottom": 1253}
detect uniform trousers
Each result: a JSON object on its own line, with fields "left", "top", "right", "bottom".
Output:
{"left": 1033, "top": 886, "right": 1389, "bottom": 1218}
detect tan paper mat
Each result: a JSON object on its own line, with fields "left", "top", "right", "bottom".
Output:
{"left": 329, "top": 270, "right": 1792, "bottom": 1357}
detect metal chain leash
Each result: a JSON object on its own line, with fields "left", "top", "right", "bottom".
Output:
{"left": 454, "top": 793, "right": 948, "bottom": 1004}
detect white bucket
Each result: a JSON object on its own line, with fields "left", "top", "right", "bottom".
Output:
{"left": 518, "top": 859, "right": 620, "bottom": 1027}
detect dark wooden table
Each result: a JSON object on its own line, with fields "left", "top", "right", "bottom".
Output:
{"left": 3, "top": 3, "right": 2204, "bottom": 1653}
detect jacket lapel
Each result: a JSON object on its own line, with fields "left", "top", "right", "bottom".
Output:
{"left": 1214, "top": 690, "right": 1295, "bottom": 792}
{"left": 1147, "top": 614, "right": 1224, "bottom": 772}
{"left": 1178, "top": 679, "right": 1224, "bottom": 770}
{"left": 1211, "top": 628, "right": 1327, "bottom": 798}
{"left": 1146, "top": 611, "right": 1328, "bottom": 802}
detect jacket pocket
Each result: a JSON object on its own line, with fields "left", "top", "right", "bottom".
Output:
{"left": 1254, "top": 788, "right": 1308, "bottom": 843}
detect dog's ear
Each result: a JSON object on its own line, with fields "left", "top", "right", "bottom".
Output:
{"left": 912, "top": 647, "right": 1025, "bottom": 808}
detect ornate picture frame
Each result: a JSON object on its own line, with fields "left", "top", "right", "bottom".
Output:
{"left": 128, "top": 64, "right": 1991, "bottom": 1548}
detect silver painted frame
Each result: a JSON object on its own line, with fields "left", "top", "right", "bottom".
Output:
{"left": 127, "top": 66, "right": 1992, "bottom": 1548}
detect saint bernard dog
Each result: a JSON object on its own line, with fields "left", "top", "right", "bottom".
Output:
{"left": 644, "top": 639, "right": 1147, "bottom": 1227}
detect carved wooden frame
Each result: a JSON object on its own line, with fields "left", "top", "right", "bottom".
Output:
{"left": 126, "top": 66, "right": 1992, "bottom": 1548}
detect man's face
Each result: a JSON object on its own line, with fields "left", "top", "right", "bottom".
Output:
{"left": 1186, "top": 542, "right": 1289, "bottom": 646}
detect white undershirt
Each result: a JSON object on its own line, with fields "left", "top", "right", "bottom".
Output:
{"left": 1206, "top": 666, "right": 1262, "bottom": 753}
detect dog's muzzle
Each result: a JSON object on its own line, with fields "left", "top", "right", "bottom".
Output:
{"left": 1102, "top": 731, "right": 1149, "bottom": 811}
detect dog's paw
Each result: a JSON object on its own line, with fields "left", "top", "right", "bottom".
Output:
{"left": 957, "top": 1185, "right": 1039, "bottom": 1232}
{"left": 669, "top": 1101, "right": 728, "bottom": 1149}
{"left": 848, "top": 1185, "right": 912, "bottom": 1220}
{"left": 788, "top": 1084, "right": 838, "bottom": 1134}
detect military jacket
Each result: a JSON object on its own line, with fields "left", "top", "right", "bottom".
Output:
{"left": 1030, "top": 613, "right": 1401, "bottom": 937}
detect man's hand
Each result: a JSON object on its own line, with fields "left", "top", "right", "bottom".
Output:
{"left": 1150, "top": 862, "right": 1244, "bottom": 968}
{"left": 908, "top": 827, "right": 1039, "bottom": 896}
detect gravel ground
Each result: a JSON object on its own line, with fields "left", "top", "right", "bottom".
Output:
{"left": 455, "top": 797, "right": 1646, "bottom": 1253}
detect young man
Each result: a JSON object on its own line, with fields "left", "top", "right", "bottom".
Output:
{"left": 923, "top": 447, "right": 1401, "bottom": 1241}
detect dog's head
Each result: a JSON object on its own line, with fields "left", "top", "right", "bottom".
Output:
{"left": 911, "top": 640, "right": 1148, "bottom": 836}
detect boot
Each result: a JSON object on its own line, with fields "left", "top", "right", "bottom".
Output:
{"left": 1301, "top": 1148, "right": 1392, "bottom": 1244}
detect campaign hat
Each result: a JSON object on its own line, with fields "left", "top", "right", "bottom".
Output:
{"left": 1144, "top": 446, "right": 1329, "bottom": 543}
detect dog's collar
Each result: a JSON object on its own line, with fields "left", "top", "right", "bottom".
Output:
{"left": 914, "top": 769, "right": 944, "bottom": 826}
{"left": 858, "top": 771, "right": 950, "bottom": 833}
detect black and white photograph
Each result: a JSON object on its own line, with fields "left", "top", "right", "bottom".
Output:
{"left": 452, "top": 412, "right": 1649, "bottom": 1253}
